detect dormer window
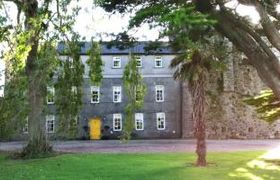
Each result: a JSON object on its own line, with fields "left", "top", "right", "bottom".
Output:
{"left": 155, "top": 56, "right": 163, "bottom": 68}
{"left": 113, "top": 57, "right": 121, "bottom": 68}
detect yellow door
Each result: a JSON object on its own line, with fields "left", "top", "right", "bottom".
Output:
{"left": 89, "top": 118, "right": 101, "bottom": 140}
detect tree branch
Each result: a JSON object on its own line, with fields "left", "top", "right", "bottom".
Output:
{"left": 252, "top": 0, "right": 280, "bottom": 52}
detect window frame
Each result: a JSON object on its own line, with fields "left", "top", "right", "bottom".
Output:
{"left": 68, "top": 56, "right": 74, "bottom": 68}
{"left": 112, "top": 57, "right": 121, "bottom": 68}
{"left": 113, "top": 113, "right": 122, "bottom": 131}
{"left": 113, "top": 86, "right": 122, "bottom": 103}
{"left": 154, "top": 56, "right": 163, "bottom": 68}
{"left": 136, "top": 56, "right": 142, "bottom": 67}
{"left": 91, "top": 86, "right": 100, "bottom": 104}
{"left": 23, "top": 117, "right": 28, "bottom": 134}
{"left": 156, "top": 112, "right": 166, "bottom": 130}
{"left": 155, "top": 85, "right": 164, "bottom": 102}
{"left": 46, "top": 115, "right": 55, "bottom": 133}
{"left": 47, "top": 86, "right": 55, "bottom": 104}
{"left": 135, "top": 113, "right": 144, "bottom": 131}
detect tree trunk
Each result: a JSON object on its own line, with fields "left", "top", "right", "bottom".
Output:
{"left": 21, "top": 0, "right": 52, "bottom": 157}
{"left": 22, "top": 76, "right": 52, "bottom": 157}
{"left": 191, "top": 73, "right": 207, "bottom": 167}
{"left": 211, "top": 10, "right": 280, "bottom": 99}
{"left": 194, "top": 1, "right": 280, "bottom": 100}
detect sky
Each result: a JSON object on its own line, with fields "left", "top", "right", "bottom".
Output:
{"left": 0, "top": 0, "right": 260, "bottom": 96}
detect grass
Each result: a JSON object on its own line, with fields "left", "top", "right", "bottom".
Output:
{"left": 0, "top": 151, "right": 279, "bottom": 180}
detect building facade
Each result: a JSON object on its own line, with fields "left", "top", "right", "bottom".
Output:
{"left": 19, "top": 42, "right": 280, "bottom": 140}
{"left": 45, "top": 42, "right": 184, "bottom": 139}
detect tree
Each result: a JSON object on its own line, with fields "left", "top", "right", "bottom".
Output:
{"left": 87, "top": 41, "right": 104, "bottom": 86}
{"left": 55, "top": 37, "right": 84, "bottom": 139}
{"left": 99, "top": 0, "right": 280, "bottom": 113}
{"left": 0, "top": 0, "right": 91, "bottom": 158}
{"left": 98, "top": 1, "right": 227, "bottom": 167}
{"left": 122, "top": 53, "right": 146, "bottom": 141}
{"left": 245, "top": 90, "right": 280, "bottom": 123}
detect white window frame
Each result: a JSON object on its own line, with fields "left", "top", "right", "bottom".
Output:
{"left": 68, "top": 57, "right": 74, "bottom": 68}
{"left": 154, "top": 56, "right": 163, "bottom": 68}
{"left": 156, "top": 112, "right": 166, "bottom": 130}
{"left": 113, "top": 113, "right": 122, "bottom": 131}
{"left": 136, "top": 56, "right": 142, "bottom": 67}
{"left": 46, "top": 115, "right": 55, "bottom": 133}
{"left": 91, "top": 86, "right": 100, "bottom": 103}
{"left": 135, "top": 113, "right": 144, "bottom": 131}
{"left": 155, "top": 85, "right": 164, "bottom": 102}
{"left": 47, "top": 86, "right": 55, "bottom": 104}
{"left": 23, "top": 117, "right": 28, "bottom": 134}
{"left": 113, "top": 86, "right": 122, "bottom": 103}
{"left": 72, "top": 86, "right": 77, "bottom": 94}
{"left": 112, "top": 57, "right": 121, "bottom": 68}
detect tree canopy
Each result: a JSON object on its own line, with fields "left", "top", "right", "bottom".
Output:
{"left": 99, "top": 0, "right": 280, "bottom": 101}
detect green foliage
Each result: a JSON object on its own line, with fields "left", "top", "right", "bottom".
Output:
{"left": 87, "top": 41, "right": 103, "bottom": 86}
{"left": 0, "top": 31, "right": 30, "bottom": 138}
{"left": 244, "top": 90, "right": 280, "bottom": 123}
{"left": 55, "top": 36, "right": 84, "bottom": 138}
{"left": 121, "top": 54, "right": 146, "bottom": 141}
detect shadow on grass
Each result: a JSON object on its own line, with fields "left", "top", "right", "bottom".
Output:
{"left": 228, "top": 150, "right": 280, "bottom": 180}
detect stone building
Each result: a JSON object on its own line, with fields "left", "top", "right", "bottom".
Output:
{"left": 54, "top": 42, "right": 184, "bottom": 139}
{"left": 203, "top": 50, "right": 280, "bottom": 139}
{"left": 22, "top": 42, "right": 280, "bottom": 140}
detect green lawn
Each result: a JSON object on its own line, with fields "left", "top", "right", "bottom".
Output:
{"left": 0, "top": 151, "right": 279, "bottom": 180}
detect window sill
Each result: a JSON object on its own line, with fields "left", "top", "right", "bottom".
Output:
{"left": 91, "top": 102, "right": 100, "bottom": 104}
{"left": 113, "top": 129, "right": 122, "bottom": 132}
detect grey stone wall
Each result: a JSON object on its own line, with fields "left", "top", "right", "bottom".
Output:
{"left": 78, "top": 77, "right": 182, "bottom": 139}
{"left": 204, "top": 51, "right": 280, "bottom": 139}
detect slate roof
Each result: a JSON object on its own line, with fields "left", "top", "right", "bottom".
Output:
{"left": 57, "top": 41, "right": 176, "bottom": 55}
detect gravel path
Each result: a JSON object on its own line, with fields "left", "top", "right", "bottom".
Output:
{"left": 0, "top": 139, "right": 279, "bottom": 153}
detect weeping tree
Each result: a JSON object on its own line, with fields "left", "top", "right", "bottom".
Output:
{"left": 0, "top": 0, "right": 97, "bottom": 158}
{"left": 122, "top": 53, "right": 146, "bottom": 141}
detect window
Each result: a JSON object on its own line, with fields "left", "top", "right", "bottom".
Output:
{"left": 23, "top": 117, "right": 28, "bottom": 134}
{"left": 46, "top": 115, "right": 55, "bottom": 133}
{"left": 72, "top": 86, "right": 77, "bottom": 95}
{"left": 113, "top": 113, "right": 122, "bottom": 131}
{"left": 135, "top": 89, "right": 141, "bottom": 102}
{"left": 68, "top": 57, "right": 74, "bottom": 68}
{"left": 70, "top": 116, "right": 78, "bottom": 127}
{"left": 113, "top": 57, "right": 121, "bottom": 68}
{"left": 155, "top": 56, "right": 163, "bottom": 68}
{"left": 47, "top": 86, "right": 55, "bottom": 104}
{"left": 91, "top": 86, "right": 100, "bottom": 103}
{"left": 135, "top": 113, "right": 144, "bottom": 130}
{"left": 155, "top": 85, "right": 164, "bottom": 102}
{"left": 136, "top": 56, "right": 142, "bottom": 67}
{"left": 156, "top": 112, "right": 165, "bottom": 130}
{"left": 113, "top": 86, "right": 122, "bottom": 103}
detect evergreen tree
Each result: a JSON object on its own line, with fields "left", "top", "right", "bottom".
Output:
{"left": 122, "top": 53, "right": 146, "bottom": 141}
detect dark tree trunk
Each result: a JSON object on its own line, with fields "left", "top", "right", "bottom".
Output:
{"left": 194, "top": 0, "right": 280, "bottom": 100}
{"left": 21, "top": 0, "right": 52, "bottom": 157}
{"left": 191, "top": 74, "right": 207, "bottom": 167}
{"left": 190, "top": 52, "right": 207, "bottom": 167}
